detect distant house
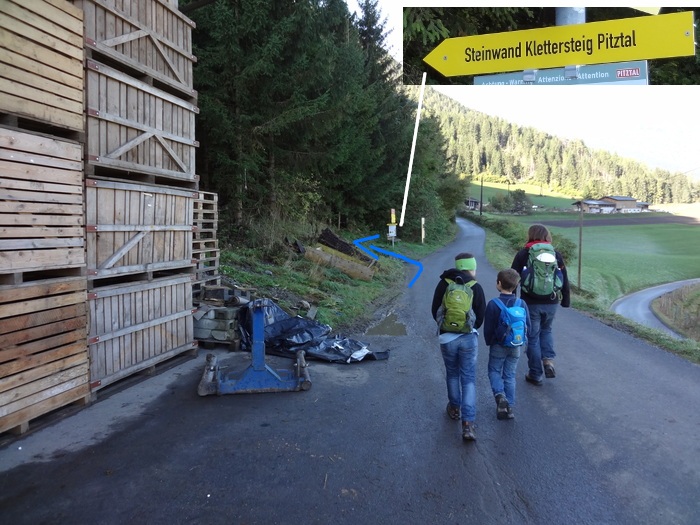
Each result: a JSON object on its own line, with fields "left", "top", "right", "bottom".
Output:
{"left": 573, "top": 196, "right": 648, "bottom": 214}
{"left": 601, "top": 196, "right": 640, "bottom": 213}
{"left": 465, "top": 197, "right": 480, "bottom": 210}
{"left": 572, "top": 200, "right": 616, "bottom": 214}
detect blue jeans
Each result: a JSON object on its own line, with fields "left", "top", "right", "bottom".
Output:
{"left": 440, "top": 333, "right": 478, "bottom": 422}
{"left": 526, "top": 302, "right": 558, "bottom": 380}
{"left": 488, "top": 344, "right": 520, "bottom": 406}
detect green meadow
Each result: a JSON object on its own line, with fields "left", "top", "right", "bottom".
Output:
{"left": 548, "top": 223, "right": 699, "bottom": 303}
{"left": 468, "top": 181, "right": 577, "bottom": 210}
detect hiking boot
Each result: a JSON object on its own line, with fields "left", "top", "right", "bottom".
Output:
{"left": 462, "top": 421, "right": 476, "bottom": 441}
{"left": 495, "top": 393, "right": 510, "bottom": 420}
{"left": 446, "top": 403, "right": 460, "bottom": 420}
{"left": 543, "top": 360, "right": 556, "bottom": 378}
{"left": 525, "top": 374, "right": 543, "bottom": 386}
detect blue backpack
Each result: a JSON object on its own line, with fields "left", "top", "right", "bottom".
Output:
{"left": 493, "top": 298, "right": 526, "bottom": 347}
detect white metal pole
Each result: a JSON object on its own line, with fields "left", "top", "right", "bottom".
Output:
{"left": 555, "top": 7, "right": 585, "bottom": 26}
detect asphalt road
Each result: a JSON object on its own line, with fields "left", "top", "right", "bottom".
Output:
{"left": 1, "top": 219, "right": 699, "bottom": 524}
{"left": 611, "top": 279, "right": 700, "bottom": 339}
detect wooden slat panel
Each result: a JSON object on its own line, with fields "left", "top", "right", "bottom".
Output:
{"left": 0, "top": 363, "right": 88, "bottom": 414}
{"left": 0, "top": 276, "right": 85, "bottom": 305}
{"left": 0, "top": 289, "right": 85, "bottom": 319}
{"left": 0, "top": 159, "right": 82, "bottom": 187}
{"left": 0, "top": 0, "right": 84, "bottom": 131}
{"left": 85, "top": 60, "right": 198, "bottom": 182}
{"left": 0, "top": 303, "right": 86, "bottom": 336}
{"left": 85, "top": 179, "right": 193, "bottom": 278}
{"left": 0, "top": 327, "right": 87, "bottom": 364}
{"left": 76, "top": 0, "right": 195, "bottom": 94}
{"left": 88, "top": 275, "right": 194, "bottom": 388}
{"left": 0, "top": 128, "right": 85, "bottom": 274}
{"left": 0, "top": 383, "right": 89, "bottom": 435}
{"left": 0, "top": 340, "right": 86, "bottom": 379}
{"left": 0, "top": 352, "right": 86, "bottom": 395}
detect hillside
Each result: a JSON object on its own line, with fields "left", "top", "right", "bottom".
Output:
{"left": 415, "top": 86, "right": 700, "bottom": 206}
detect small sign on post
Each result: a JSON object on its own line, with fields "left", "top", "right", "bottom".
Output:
{"left": 387, "top": 208, "right": 397, "bottom": 247}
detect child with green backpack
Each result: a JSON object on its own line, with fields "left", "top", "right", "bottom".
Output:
{"left": 511, "top": 224, "right": 570, "bottom": 386}
{"left": 431, "top": 253, "right": 486, "bottom": 441}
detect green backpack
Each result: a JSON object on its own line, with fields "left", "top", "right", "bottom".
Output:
{"left": 440, "top": 278, "right": 476, "bottom": 333}
{"left": 521, "top": 243, "right": 564, "bottom": 299}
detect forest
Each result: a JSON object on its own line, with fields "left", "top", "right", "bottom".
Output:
{"left": 184, "top": 1, "right": 699, "bottom": 247}
{"left": 420, "top": 88, "right": 700, "bottom": 205}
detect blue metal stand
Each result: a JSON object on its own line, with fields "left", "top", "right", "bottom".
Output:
{"left": 198, "top": 299, "right": 311, "bottom": 395}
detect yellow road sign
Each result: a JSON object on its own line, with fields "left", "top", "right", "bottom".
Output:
{"left": 424, "top": 11, "right": 695, "bottom": 77}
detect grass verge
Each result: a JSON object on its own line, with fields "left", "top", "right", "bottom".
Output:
{"left": 219, "top": 225, "right": 457, "bottom": 331}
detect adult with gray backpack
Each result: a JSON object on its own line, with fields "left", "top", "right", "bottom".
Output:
{"left": 511, "top": 224, "right": 570, "bottom": 386}
{"left": 431, "top": 253, "right": 486, "bottom": 442}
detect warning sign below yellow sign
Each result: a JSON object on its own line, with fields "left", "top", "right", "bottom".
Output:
{"left": 423, "top": 11, "right": 695, "bottom": 77}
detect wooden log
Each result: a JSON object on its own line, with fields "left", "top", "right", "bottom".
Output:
{"left": 304, "top": 247, "right": 375, "bottom": 282}
{"left": 318, "top": 228, "right": 373, "bottom": 263}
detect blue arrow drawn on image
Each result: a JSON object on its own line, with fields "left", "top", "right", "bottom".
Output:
{"left": 352, "top": 234, "right": 423, "bottom": 288}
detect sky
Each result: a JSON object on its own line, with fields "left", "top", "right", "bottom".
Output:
{"left": 346, "top": 1, "right": 700, "bottom": 178}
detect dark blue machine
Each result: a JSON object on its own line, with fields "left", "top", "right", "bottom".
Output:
{"left": 197, "top": 299, "right": 311, "bottom": 395}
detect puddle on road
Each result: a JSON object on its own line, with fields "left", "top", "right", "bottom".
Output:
{"left": 365, "top": 313, "right": 407, "bottom": 336}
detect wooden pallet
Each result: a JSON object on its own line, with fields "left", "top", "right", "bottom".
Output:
{"left": 192, "top": 191, "right": 220, "bottom": 290}
{"left": 0, "top": 275, "right": 90, "bottom": 435}
{"left": 0, "top": 0, "right": 85, "bottom": 133}
{"left": 0, "top": 127, "right": 86, "bottom": 274}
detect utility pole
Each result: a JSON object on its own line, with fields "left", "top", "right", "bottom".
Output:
{"left": 557, "top": 7, "right": 586, "bottom": 290}
{"left": 479, "top": 172, "right": 484, "bottom": 216}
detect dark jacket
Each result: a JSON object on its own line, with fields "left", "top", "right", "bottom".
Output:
{"left": 483, "top": 293, "right": 532, "bottom": 347}
{"left": 431, "top": 268, "right": 486, "bottom": 332}
{"left": 511, "top": 241, "right": 571, "bottom": 308}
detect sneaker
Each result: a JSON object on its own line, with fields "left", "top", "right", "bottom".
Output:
{"left": 525, "top": 373, "right": 543, "bottom": 386}
{"left": 462, "top": 421, "right": 476, "bottom": 441}
{"left": 543, "top": 360, "right": 556, "bottom": 378}
{"left": 495, "top": 393, "right": 510, "bottom": 420}
{"left": 446, "top": 403, "right": 460, "bottom": 420}
{"left": 506, "top": 407, "right": 515, "bottom": 419}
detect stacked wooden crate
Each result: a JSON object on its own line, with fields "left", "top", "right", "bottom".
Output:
{"left": 192, "top": 191, "right": 220, "bottom": 295}
{"left": 75, "top": 0, "right": 199, "bottom": 391}
{"left": 0, "top": 0, "right": 90, "bottom": 434}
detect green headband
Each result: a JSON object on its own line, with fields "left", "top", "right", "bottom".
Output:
{"left": 455, "top": 257, "right": 477, "bottom": 271}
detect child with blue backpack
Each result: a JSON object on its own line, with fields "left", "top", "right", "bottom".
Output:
{"left": 484, "top": 268, "right": 531, "bottom": 420}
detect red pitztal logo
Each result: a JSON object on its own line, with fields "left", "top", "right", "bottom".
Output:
{"left": 617, "top": 68, "right": 641, "bottom": 78}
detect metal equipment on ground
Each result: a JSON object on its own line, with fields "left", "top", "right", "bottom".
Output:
{"left": 197, "top": 299, "right": 311, "bottom": 395}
